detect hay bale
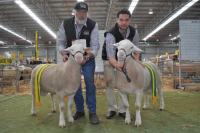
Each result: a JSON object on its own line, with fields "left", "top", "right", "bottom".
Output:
{"left": 162, "top": 76, "right": 174, "bottom": 90}
{"left": 3, "top": 69, "right": 16, "bottom": 78}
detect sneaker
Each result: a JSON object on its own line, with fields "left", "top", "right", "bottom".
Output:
{"left": 73, "top": 112, "right": 85, "bottom": 120}
{"left": 89, "top": 113, "right": 100, "bottom": 125}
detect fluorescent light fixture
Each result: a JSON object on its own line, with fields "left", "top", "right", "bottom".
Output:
{"left": 4, "top": 52, "right": 12, "bottom": 58}
{"left": 148, "top": 8, "right": 153, "bottom": 15}
{"left": 128, "top": 0, "right": 140, "bottom": 14}
{"left": 171, "top": 34, "right": 180, "bottom": 41}
{"left": 77, "top": 0, "right": 84, "bottom": 2}
{"left": 0, "top": 41, "right": 5, "bottom": 44}
{"left": 0, "top": 24, "right": 32, "bottom": 43}
{"left": 143, "top": 0, "right": 199, "bottom": 41}
{"left": 72, "top": 9, "right": 75, "bottom": 16}
{"left": 14, "top": 0, "right": 56, "bottom": 39}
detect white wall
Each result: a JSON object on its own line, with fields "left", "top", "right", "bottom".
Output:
{"left": 95, "top": 30, "right": 104, "bottom": 72}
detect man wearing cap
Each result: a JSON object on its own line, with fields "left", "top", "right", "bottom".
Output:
{"left": 57, "top": 2, "right": 100, "bottom": 124}
{"left": 102, "top": 9, "right": 140, "bottom": 119}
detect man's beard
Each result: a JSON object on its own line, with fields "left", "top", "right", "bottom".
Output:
{"left": 75, "top": 17, "right": 87, "bottom": 25}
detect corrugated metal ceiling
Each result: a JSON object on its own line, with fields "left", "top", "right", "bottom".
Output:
{"left": 0, "top": 0, "right": 199, "bottom": 45}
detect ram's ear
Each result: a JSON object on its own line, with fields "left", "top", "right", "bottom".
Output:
{"left": 61, "top": 47, "right": 72, "bottom": 55}
{"left": 133, "top": 45, "right": 143, "bottom": 53}
{"left": 112, "top": 43, "right": 119, "bottom": 47}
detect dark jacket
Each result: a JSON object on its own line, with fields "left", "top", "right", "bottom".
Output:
{"left": 102, "top": 23, "right": 136, "bottom": 60}
{"left": 63, "top": 17, "right": 96, "bottom": 47}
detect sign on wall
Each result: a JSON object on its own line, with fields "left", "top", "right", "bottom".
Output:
{"left": 180, "top": 20, "right": 200, "bottom": 61}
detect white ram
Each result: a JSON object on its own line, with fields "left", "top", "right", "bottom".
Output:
{"left": 105, "top": 39, "right": 165, "bottom": 126}
{"left": 30, "top": 40, "right": 86, "bottom": 127}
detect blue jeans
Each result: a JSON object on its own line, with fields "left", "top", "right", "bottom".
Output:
{"left": 74, "top": 58, "right": 96, "bottom": 113}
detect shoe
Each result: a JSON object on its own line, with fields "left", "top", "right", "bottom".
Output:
{"left": 73, "top": 112, "right": 85, "bottom": 120}
{"left": 106, "top": 111, "right": 116, "bottom": 119}
{"left": 118, "top": 112, "right": 126, "bottom": 119}
{"left": 89, "top": 113, "right": 100, "bottom": 125}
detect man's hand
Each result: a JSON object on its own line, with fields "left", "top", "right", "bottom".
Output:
{"left": 62, "top": 54, "right": 69, "bottom": 62}
{"left": 80, "top": 48, "right": 94, "bottom": 65}
{"left": 84, "top": 48, "right": 94, "bottom": 58}
{"left": 116, "top": 63, "right": 123, "bottom": 71}
{"left": 81, "top": 55, "right": 89, "bottom": 65}
{"left": 60, "top": 50, "right": 69, "bottom": 62}
{"left": 132, "top": 52, "right": 141, "bottom": 61}
{"left": 109, "top": 58, "right": 123, "bottom": 71}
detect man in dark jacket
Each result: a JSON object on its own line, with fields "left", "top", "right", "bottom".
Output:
{"left": 102, "top": 9, "right": 140, "bottom": 119}
{"left": 57, "top": 2, "right": 100, "bottom": 124}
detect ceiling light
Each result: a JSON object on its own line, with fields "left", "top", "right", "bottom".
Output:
{"left": 0, "top": 24, "right": 32, "bottom": 43}
{"left": 14, "top": 0, "right": 56, "bottom": 39}
{"left": 148, "top": 8, "right": 153, "bottom": 15}
{"left": 171, "top": 34, "right": 180, "bottom": 41}
{"left": 143, "top": 0, "right": 199, "bottom": 41}
{"left": 0, "top": 41, "right": 5, "bottom": 44}
{"left": 72, "top": 9, "right": 75, "bottom": 16}
{"left": 77, "top": 0, "right": 84, "bottom": 2}
{"left": 4, "top": 52, "right": 11, "bottom": 58}
{"left": 128, "top": 0, "right": 140, "bottom": 14}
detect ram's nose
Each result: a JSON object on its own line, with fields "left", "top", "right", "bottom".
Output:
{"left": 74, "top": 53, "right": 84, "bottom": 64}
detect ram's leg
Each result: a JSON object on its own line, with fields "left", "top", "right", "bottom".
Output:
{"left": 135, "top": 91, "right": 143, "bottom": 127}
{"left": 50, "top": 93, "right": 56, "bottom": 113}
{"left": 157, "top": 78, "right": 165, "bottom": 110}
{"left": 143, "top": 94, "right": 150, "bottom": 109}
{"left": 67, "top": 94, "right": 75, "bottom": 123}
{"left": 59, "top": 95, "right": 66, "bottom": 128}
{"left": 31, "top": 77, "right": 36, "bottom": 116}
{"left": 119, "top": 92, "right": 131, "bottom": 124}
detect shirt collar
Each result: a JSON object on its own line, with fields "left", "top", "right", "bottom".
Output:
{"left": 74, "top": 18, "right": 87, "bottom": 27}
{"left": 119, "top": 27, "right": 130, "bottom": 38}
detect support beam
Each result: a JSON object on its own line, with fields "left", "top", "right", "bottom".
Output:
{"left": 141, "top": 2, "right": 175, "bottom": 39}
{"left": 0, "top": 0, "right": 14, "bottom": 3}
{"left": 35, "top": 31, "right": 39, "bottom": 59}
{"left": 29, "top": 0, "right": 61, "bottom": 30}
{"left": 0, "top": 8, "right": 33, "bottom": 44}
{"left": 105, "top": 0, "right": 117, "bottom": 30}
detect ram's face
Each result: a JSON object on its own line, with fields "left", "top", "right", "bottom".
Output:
{"left": 115, "top": 39, "right": 143, "bottom": 62}
{"left": 116, "top": 40, "right": 134, "bottom": 61}
{"left": 117, "top": 48, "right": 126, "bottom": 62}
{"left": 71, "top": 43, "right": 85, "bottom": 65}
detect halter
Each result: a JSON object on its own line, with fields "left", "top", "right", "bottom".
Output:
{"left": 71, "top": 51, "right": 84, "bottom": 57}
{"left": 68, "top": 50, "right": 85, "bottom": 65}
{"left": 118, "top": 48, "right": 133, "bottom": 83}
